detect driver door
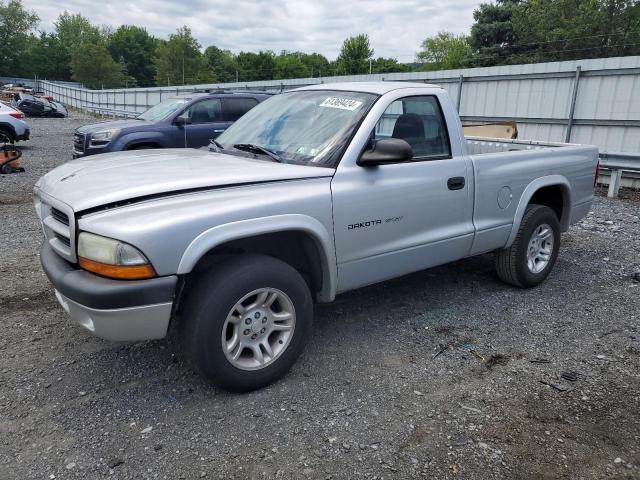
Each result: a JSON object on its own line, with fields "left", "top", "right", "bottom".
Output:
{"left": 181, "top": 98, "right": 230, "bottom": 148}
{"left": 331, "top": 94, "right": 475, "bottom": 292}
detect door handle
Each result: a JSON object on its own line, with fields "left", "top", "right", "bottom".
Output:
{"left": 213, "top": 129, "right": 225, "bottom": 133}
{"left": 447, "top": 177, "right": 465, "bottom": 190}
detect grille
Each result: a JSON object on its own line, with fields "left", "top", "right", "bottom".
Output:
{"left": 51, "top": 207, "right": 69, "bottom": 226}
{"left": 55, "top": 233, "right": 71, "bottom": 247}
{"left": 38, "top": 196, "right": 76, "bottom": 262}
{"left": 73, "top": 132, "right": 86, "bottom": 153}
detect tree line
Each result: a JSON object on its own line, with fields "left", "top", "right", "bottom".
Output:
{"left": 1, "top": 0, "right": 639, "bottom": 89}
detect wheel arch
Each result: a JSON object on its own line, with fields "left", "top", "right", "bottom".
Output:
{"left": 119, "top": 131, "right": 167, "bottom": 150}
{"left": 125, "top": 140, "right": 163, "bottom": 150}
{"left": 506, "top": 175, "right": 572, "bottom": 247}
{"left": 177, "top": 214, "right": 338, "bottom": 302}
{"left": 0, "top": 122, "right": 17, "bottom": 139}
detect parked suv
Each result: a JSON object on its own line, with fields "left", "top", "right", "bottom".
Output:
{"left": 0, "top": 101, "right": 30, "bottom": 143}
{"left": 72, "top": 91, "right": 272, "bottom": 158}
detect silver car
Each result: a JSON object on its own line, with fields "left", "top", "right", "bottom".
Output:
{"left": 0, "top": 101, "right": 30, "bottom": 143}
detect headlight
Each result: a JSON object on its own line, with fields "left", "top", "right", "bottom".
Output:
{"left": 89, "top": 129, "right": 119, "bottom": 147}
{"left": 77, "top": 232, "right": 156, "bottom": 280}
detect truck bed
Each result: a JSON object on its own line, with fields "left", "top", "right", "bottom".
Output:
{"left": 466, "top": 136, "right": 581, "bottom": 155}
{"left": 464, "top": 136, "right": 599, "bottom": 257}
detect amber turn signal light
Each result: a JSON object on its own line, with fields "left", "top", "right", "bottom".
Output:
{"left": 79, "top": 257, "right": 156, "bottom": 280}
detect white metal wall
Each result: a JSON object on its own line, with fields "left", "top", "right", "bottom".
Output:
{"left": 39, "top": 55, "right": 640, "bottom": 155}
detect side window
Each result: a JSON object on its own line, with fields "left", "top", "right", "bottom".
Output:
{"left": 374, "top": 96, "right": 451, "bottom": 160}
{"left": 183, "top": 98, "right": 222, "bottom": 124}
{"left": 223, "top": 97, "right": 259, "bottom": 121}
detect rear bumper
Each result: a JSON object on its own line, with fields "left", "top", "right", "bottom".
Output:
{"left": 40, "top": 243, "right": 177, "bottom": 341}
{"left": 17, "top": 128, "right": 30, "bottom": 141}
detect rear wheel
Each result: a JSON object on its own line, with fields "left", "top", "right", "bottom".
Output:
{"left": 495, "top": 204, "right": 560, "bottom": 288}
{"left": 181, "top": 254, "right": 313, "bottom": 392}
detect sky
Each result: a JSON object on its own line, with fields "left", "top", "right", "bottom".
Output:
{"left": 25, "top": 0, "right": 480, "bottom": 61}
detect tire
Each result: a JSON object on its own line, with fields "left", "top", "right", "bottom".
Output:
{"left": 0, "top": 128, "right": 15, "bottom": 144}
{"left": 495, "top": 204, "right": 560, "bottom": 288}
{"left": 181, "top": 254, "right": 313, "bottom": 392}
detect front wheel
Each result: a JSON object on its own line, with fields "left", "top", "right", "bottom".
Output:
{"left": 495, "top": 204, "right": 560, "bottom": 288}
{"left": 181, "top": 254, "right": 313, "bottom": 392}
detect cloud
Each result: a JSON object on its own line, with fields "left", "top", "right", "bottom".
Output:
{"left": 24, "top": 0, "right": 479, "bottom": 60}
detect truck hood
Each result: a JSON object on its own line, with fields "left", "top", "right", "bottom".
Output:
{"left": 36, "top": 149, "right": 334, "bottom": 212}
{"left": 76, "top": 118, "right": 154, "bottom": 133}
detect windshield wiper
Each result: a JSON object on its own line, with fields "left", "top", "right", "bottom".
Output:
{"left": 233, "top": 143, "right": 283, "bottom": 163}
{"left": 209, "top": 139, "right": 224, "bottom": 152}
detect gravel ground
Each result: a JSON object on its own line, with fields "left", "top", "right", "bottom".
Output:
{"left": 1, "top": 114, "right": 639, "bottom": 480}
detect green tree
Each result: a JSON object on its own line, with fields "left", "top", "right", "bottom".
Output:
{"left": 417, "top": 32, "right": 472, "bottom": 70}
{"left": 204, "top": 45, "right": 238, "bottom": 82}
{"left": 469, "top": 0, "right": 524, "bottom": 66}
{"left": 108, "top": 25, "right": 157, "bottom": 87}
{"left": 0, "top": 0, "right": 39, "bottom": 76}
{"left": 53, "top": 12, "right": 103, "bottom": 79}
{"left": 299, "top": 52, "right": 331, "bottom": 77}
{"left": 154, "top": 26, "right": 213, "bottom": 85}
{"left": 335, "top": 34, "right": 374, "bottom": 74}
{"left": 117, "top": 55, "right": 138, "bottom": 87}
{"left": 511, "top": 0, "right": 640, "bottom": 63}
{"left": 55, "top": 12, "right": 102, "bottom": 49}
{"left": 370, "top": 57, "right": 412, "bottom": 73}
{"left": 274, "top": 51, "right": 309, "bottom": 79}
{"left": 235, "top": 51, "right": 276, "bottom": 81}
{"left": 70, "top": 42, "right": 124, "bottom": 88}
{"left": 22, "top": 32, "right": 69, "bottom": 80}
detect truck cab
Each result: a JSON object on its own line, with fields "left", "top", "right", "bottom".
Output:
{"left": 36, "top": 82, "right": 598, "bottom": 392}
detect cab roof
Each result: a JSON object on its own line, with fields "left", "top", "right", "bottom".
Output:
{"left": 295, "top": 81, "right": 442, "bottom": 95}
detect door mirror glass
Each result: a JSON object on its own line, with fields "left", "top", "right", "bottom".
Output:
{"left": 174, "top": 113, "right": 192, "bottom": 126}
{"left": 358, "top": 138, "right": 413, "bottom": 167}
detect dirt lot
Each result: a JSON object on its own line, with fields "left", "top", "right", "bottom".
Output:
{"left": 1, "top": 114, "right": 639, "bottom": 480}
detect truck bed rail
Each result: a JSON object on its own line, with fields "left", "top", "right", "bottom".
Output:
{"left": 466, "top": 137, "right": 640, "bottom": 198}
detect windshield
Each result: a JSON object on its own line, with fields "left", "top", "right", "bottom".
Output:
{"left": 216, "top": 90, "right": 378, "bottom": 167}
{"left": 137, "top": 97, "right": 188, "bottom": 121}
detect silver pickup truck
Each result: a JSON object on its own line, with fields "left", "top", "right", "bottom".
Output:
{"left": 35, "top": 82, "right": 599, "bottom": 391}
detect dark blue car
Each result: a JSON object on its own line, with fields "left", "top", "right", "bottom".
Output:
{"left": 72, "top": 91, "right": 272, "bottom": 158}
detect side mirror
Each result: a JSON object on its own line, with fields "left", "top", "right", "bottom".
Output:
{"left": 357, "top": 138, "right": 413, "bottom": 167}
{"left": 174, "top": 114, "right": 192, "bottom": 126}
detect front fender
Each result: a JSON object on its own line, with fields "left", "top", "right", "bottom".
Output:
{"left": 505, "top": 175, "right": 572, "bottom": 247}
{"left": 177, "top": 214, "right": 338, "bottom": 302}
{"left": 113, "top": 131, "right": 169, "bottom": 150}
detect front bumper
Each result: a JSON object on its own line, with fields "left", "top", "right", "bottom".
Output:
{"left": 72, "top": 147, "right": 107, "bottom": 159}
{"left": 40, "top": 243, "right": 177, "bottom": 341}
{"left": 73, "top": 131, "right": 111, "bottom": 158}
